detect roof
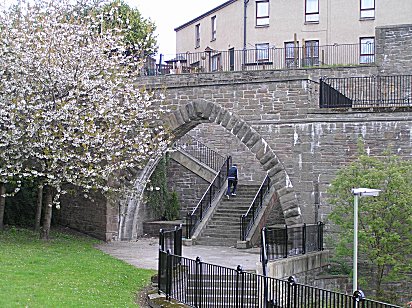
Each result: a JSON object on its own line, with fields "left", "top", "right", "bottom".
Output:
{"left": 174, "top": 0, "right": 238, "bottom": 32}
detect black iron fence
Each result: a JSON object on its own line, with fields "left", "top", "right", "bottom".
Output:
{"left": 240, "top": 175, "right": 271, "bottom": 241}
{"left": 262, "top": 223, "right": 324, "bottom": 261}
{"left": 144, "top": 43, "right": 371, "bottom": 76}
{"left": 159, "top": 225, "right": 183, "bottom": 256}
{"left": 186, "top": 156, "right": 231, "bottom": 239}
{"left": 158, "top": 250, "right": 401, "bottom": 308}
{"left": 320, "top": 75, "right": 412, "bottom": 108}
{"left": 174, "top": 135, "right": 226, "bottom": 172}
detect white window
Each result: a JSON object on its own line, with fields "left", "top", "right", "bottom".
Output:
{"left": 360, "top": 37, "right": 375, "bottom": 63}
{"left": 256, "top": 43, "right": 269, "bottom": 61}
{"left": 211, "top": 16, "right": 216, "bottom": 41}
{"left": 211, "top": 54, "right": 221, "bottom": 71}
{"left": 305, "top": 0, "right": 319, "bottom": 23}
{"left": 195, "top": 24, "right": 200, "bottom": 48}
{"left": 360, "top": 0, "right": 375, "bottom": 19}
{"left": 256, "top": 1, "right": 269, "bottom": 26}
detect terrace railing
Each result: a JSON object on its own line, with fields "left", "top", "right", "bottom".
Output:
{"left": 320, "top": 75, "right": 412, "bottom": 108}
{"left": 261, "top": 223, "right": 324, "bottom": 261}
{"left": 144, "top": 43, "right": 372, "bottom": 76}
{"left": 186, "top": 156, "right": 231, "bottom": 239}
{"left": 158, "top": 250, "right": 402, "bottom": 308}
{"left": 240, "top": 175, "right": 271, "bottom": 241}
{"left": 174, "top": 135, "right": 226, "bottom": 172}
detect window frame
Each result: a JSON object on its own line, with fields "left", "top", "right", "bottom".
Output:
{"left": 305, "top": 0, "right": 319, "bottom": 23}
{"left": 255, "top": 43, "right": 270, "bottom": 62}
{"left": 211, "top": 16, "right": 217, "bottom": 41}
{"left": 256, "top": 0, "right": 270, "bottom": 27}
{"left": 360, "top": 0, "right": 375, "bottom": 19}
{"left": 195, "top": 24, "right": 200, "bottom": 48}
{"left": 303, "top": 40, "right": 319, "bottom": 67}
{"left": 359, "top": 37, "right": 375, "bottom": 64}
{"left": 285, "top": 41, "right": 300, "bottom": 68}
{"left": 211, "top": 53, "right": 221, "bottom": 71}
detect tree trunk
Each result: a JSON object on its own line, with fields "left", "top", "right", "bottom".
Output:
{"left": 34, "top": 184, "right": 43, "bottom": 232}
{"left": 0, "top": 183, "right": 6, "bottom": 231}
{"left": 41, "top": 185, "right": 53, "bottom": 240}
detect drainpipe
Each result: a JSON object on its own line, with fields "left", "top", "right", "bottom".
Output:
{"left": 243, "top": 0, "right": 249, "bottom": 69}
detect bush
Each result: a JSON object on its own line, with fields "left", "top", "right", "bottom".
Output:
{"left": 164, "top": 190, "right": 180, "bottom": 221}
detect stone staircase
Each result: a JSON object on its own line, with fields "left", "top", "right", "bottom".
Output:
{"left": 196, "top": 184, "right": 261, "bottom": 247}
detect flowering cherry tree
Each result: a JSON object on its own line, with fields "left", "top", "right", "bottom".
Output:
{"left": 0, "top": 0, "right": 169, "bottom": 238}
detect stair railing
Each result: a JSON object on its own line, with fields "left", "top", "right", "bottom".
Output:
{"left": 174, "top": 134, "right": 226, "bottom": 172}
{"left": 240, "top": 175, "right": 271, "bottom": 241}
{"left": 186, "top": 156, "right": 231, "bottom": 239}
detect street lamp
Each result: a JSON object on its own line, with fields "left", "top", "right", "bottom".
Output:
{"left": 351, "top": 188, "right": 381, "bottom": 293}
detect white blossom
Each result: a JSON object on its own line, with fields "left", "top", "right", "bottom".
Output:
{"left": 0, "top": 0, "right": 170, "bottom": 204}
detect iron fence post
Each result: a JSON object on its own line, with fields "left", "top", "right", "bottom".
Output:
{"left": 236, "top": 265, "right": 243, "bottom": 308}
{"left": 195, "top": 256, "right": 202, "bottom": 307}
{"left": 166, "top": 249, "right": 172, "bottom": 300}
{"left": 284, "top": 225, "right": 288, "bottom": 258}
{"left": 287, "top": 276, "right": 297, "bottom": 308}
{"left": 302, "top": 223, "right": 306, "bottom": 255}
{"left": 186, "top": 213, "right": 190, "bottom": 239}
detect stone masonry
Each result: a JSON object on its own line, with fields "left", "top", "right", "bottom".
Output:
{"left": 58, "top": 24, "right": 412, "bottom": 241}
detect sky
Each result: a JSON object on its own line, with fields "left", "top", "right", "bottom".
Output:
{"left": 131, "top": 0, "right": 224, "bottom": 59}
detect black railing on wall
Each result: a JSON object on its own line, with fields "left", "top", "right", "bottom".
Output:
{"left": 174, "top": 135, "right": 226, "bottom": 172}
{"left": 186, "top": 156, "right": 231, "bottom": 239}
{"left": 261, "top": 223, "right": 324, "bottom": 262}
{"left": 240, "top": 175, "right": 271, "bottom": 241}
{"left": 158, "top": 250, "right": 401, "bottom": 308}
{"left": 320, "top": 75, "right": 412, "bottom": 108}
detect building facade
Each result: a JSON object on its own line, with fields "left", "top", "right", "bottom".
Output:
{"left": 174, "top": 0, "right": 412, "bottom": 71}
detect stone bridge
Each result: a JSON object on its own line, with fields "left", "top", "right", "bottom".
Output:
{"left": 58, "top": 24, "right": 412, "bottom": 241}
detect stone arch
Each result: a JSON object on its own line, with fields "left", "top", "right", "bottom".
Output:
{"left": 119, "top": 100, "right": 303, "bottom": 240}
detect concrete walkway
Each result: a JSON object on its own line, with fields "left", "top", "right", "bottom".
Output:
{"left": 96, "top": 237, "right": 261, "bottom": 272}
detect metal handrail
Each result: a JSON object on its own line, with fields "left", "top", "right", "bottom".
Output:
{"left": 186, "top": 156, "right": 231, "bottom": 239}
{"left": 240, "top": 175, "right": 271, "bottom": 241}
{"left": 174, "top": 135, "right": 226, "bottom": 172}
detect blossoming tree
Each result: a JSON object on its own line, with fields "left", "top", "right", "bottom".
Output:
{"left": 0, "top": 0, "right": 169, "bottom": 239}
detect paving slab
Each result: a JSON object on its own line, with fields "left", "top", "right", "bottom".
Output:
{"left": 96, "top": 237, "right": 261, "bottom": 272}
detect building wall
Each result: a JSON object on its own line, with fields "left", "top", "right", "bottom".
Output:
{"left": 175, "top": 0, "right": 412, "bottom": 55}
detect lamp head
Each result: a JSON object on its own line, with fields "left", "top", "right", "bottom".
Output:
{"left": 352, "top": 188, "right": 381, "bottom": 197}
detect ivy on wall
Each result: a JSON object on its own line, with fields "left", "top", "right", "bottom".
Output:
{"left": 146, "top": 154, "right": 181, "bottom": 221}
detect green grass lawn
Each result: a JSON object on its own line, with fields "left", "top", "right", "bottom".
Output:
{"left": 0, "top": 228, "right": 155, "bottom": 307}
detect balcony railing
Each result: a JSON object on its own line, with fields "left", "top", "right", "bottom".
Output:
{"left": 143, "top": 43, "right": 373, "bottom": 76}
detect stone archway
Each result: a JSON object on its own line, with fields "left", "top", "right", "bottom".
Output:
{"left": 119, "top": 100, "right": 303, "bottom": 240}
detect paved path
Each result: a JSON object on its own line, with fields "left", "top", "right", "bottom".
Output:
{"left": 96, "top": 237, "right": 261, "bottom": 272}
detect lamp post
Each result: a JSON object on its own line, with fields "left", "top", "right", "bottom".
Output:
{"left": 351, "top": 188, "right": 381, "bottom": 293}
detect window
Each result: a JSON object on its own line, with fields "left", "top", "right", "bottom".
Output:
{"left": 303, "top": 40, "right": 319, "bottom": 66}
{"left": 211, "top": 16, "right": 217, "bottom": 41}
{"left": 195, "top": 24, "right": 200, "bottom": 48}
{"left": 360, "top": 37, "right": 375, "bottom": 63}
{"left": 211, "top": 54, "right": 221, "bottom": 71}
{"left": 285, "top": 42, "right": 299, "bottom": 68}
{"left": 360, "top": 0, "right": 375, "bottom": 19}
{"left": 256, "top": 1, "right": 269, "bottom": 26}
{"left": 256, "top": 43, "right": 269, "bottom": 61}
{"left": 305, "top": 0, "right": 319, "bottom": 23}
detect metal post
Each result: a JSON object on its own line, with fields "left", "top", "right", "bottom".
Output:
{"left": 353, "top": 193, "right": 359, "bottom": 293}
{"left": 302, "top": 223, "right": 306, "bottom": 254}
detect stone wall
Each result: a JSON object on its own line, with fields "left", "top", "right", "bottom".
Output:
{"left": 57, "top": 24, "right": 412, "bottom": 241}
{"left": 167, "top": 158, "right": 210, "bottom": 217}
{"left": 376, "top": 24, "right": 412, "bottom": 74}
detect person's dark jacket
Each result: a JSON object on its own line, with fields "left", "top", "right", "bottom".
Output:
{"left": 228, "top": 166, "right": 238, "bottom": 180}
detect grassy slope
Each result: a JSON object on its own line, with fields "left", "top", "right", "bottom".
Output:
{"left": 0, "top": 228, "right": 155, "bottom": 307}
